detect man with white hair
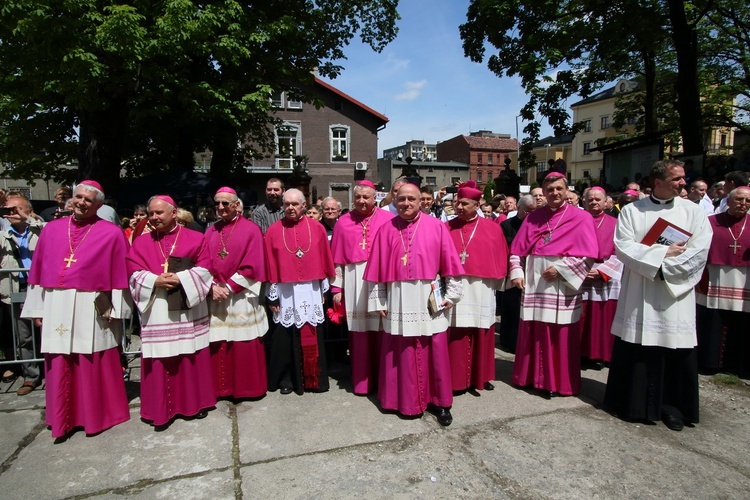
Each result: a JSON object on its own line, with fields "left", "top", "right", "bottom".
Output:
{"left": 321, "top": 196, "right": 341, "bottom": 241}
{"left": 22, "top": 180, "right": 133, "bottom": 439}
{"left": 697, "top": 186, "right": 750, "bottom": 378}
{"left": 127, "top": 195, "right": 215, "bottom": 427}
{"left": 264, "top": 188, "right": 335, "bottom": 395}
{"left": 330, "top": 180, "right": 394, "bottom": 394}
{"left": 204, "top": 187, "right": 269, "bottom": 400}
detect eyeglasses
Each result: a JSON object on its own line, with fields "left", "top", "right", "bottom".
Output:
{"left": 214, "top": 201, "right": 232, "bottom": 207}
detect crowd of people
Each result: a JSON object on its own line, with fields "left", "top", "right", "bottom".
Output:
{"left": 0, "top": 159, "right": 748, "bottom": 440}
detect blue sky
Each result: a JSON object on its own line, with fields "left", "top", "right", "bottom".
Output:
{"left": 326, "top": 0, "right": 556, "bottom": 156}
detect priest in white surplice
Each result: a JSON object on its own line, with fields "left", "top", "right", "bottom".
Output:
{"left": 605, "top": 160, "right": 712, "bottom": 432}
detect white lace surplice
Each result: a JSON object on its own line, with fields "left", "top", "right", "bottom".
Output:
{"left": 267, "top": 279, "right": 329, "bottom": 328}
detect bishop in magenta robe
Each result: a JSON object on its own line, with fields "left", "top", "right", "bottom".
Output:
{"left": 446, "top": 181, "right": 508, "bottom": 393}
{"left": 509, "top": 172, "right": 598, "bottom": 397}
{"left": 364, "top": 183, "right": 464, "bottom": 426}
{"left": 330, "top": 181, "right": 394, "bottom": 395}
{"left": 264, "top": 189, "right": 335, "bottom": 395}
{"left": 21, "top": 181, "right": 132, "bottom": 439}
{"left": 205, "top": 187, "right": 268, "bottom": 399}
{"left": 127, "top": 195, "right": 215, "bottom": 427}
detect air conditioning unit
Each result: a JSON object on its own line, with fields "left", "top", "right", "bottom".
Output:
{"left": 355, "top": 161, "right": 368, "bottom": 171}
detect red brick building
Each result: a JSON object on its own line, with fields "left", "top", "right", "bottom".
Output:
{"left": 436, "top": 130, "right": 518, "bottom": 188}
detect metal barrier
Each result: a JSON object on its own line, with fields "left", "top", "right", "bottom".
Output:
{"left": 0, "top": 268, "right": 141, "bottom": 376}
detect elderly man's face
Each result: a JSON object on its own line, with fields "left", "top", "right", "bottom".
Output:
{"left": 727, "top": 188, "right": 750, "bottom": 218}
{"left": 72, "top": 186, "right": 102, "bottom": 220}
{"left": 322, "top": 199, "right": 340, "bottom": 222}
{"left": 455, "top": 198, "right": 479, "bottom": 221}
{"left": 214, "top": 192, "right": 239, "bottom": 222}
{"left": 354, "top": 188, "right": 376, "bottom": 215}
{"left": 530, "top": 188, "right": 545, "bottom": 207}
{"left": 283, "top": 193, "right": 306, "bottom": 221}
{"left": 585, "top": 190, "right": 606, "bottom": 216}
{"left": 396, "top": 184, "right": 421, "bottom": 220}
{"left": 148, "top": 198, "right": 177, "bottom": 232}
{"left": 566, "top": 192, "right": 580, "bottom": 206}
{"left": 504, "top": 197, "right": 517, "bottom": 213}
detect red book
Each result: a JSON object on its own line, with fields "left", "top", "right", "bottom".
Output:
{"left": 641, "top": 217, "right": 692, "bottom": 246}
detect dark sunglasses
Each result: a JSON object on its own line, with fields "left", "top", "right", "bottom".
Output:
{"left": 214, "top": 201, "right": 233, "bottom": 207}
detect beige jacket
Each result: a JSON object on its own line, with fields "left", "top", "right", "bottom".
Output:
{"left": 0, "top": 217, "right": 43, "bottom": 304}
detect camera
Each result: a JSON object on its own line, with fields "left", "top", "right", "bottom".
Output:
{"left": 0, "top": 207, "right": 12, "bottom": 217}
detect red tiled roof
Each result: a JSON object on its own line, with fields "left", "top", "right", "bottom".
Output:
{"left": 314, "top": 77, "right": 389, "bottom": 125}
{"left": 464, "top": 136, "right": 519, "bottom": 151}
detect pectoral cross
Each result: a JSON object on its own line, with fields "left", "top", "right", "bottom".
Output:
{"left": 359, "top": 239, "right": 367, "bottom": 250}
{"left": 218, "top": 248, "right": 229, "bottom": 259}
{"left": 729, "top": 241, "right": 742, "bottom": 255}
{"left": 543, "top": 234, "right": 552, "bottom": 244}
{"left": 401, "top": 253, "right": 408, "bottom": 266}
{"left": 459, "top": 251, "right": 469, "bottom": 264}
{"left": 63, "top": 253, "right": 77, "bottom": 268}
{"left": 161, "top": 260, "right": 169, "bottom": 273}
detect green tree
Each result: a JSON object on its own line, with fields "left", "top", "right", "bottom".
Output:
{"left": 0, "top": 1, "right": 399, "bottom": 195}
{"left": 460, "top": 0, "right": 746, "bottom": 159}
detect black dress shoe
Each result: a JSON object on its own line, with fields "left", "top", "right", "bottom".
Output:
{"left": 484, "top": 382, "right": 495, "bottom": 391}
{"left": 280, "top": 386, "right": 293, "bottom": 395}
{"left": 662, "top": 413, "right": 684, "bottom": 431}
{"left": 592, "top": 361, "right": 605, "bottom": 371}
{"left": 435, "top": 407, "right": 453, "bottom": 426}
{"left": 195, "top": 410, "right": 208, "bottom": 419}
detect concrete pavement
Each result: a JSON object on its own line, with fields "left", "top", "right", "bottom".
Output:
{"left": 0, "top": 347, "right": 749, "bottom": 499}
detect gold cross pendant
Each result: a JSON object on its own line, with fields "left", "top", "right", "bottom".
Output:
{"left": 63, "top": 253, "right": 77, "bottom": 268}
{"left": 401, "top": 253, "right": 408, "bottom": 266}
{"left": 161, "top": 260, "right": 169, "bottom": 273}
{"left": 218, "top": 248, "right": 229, "bottom": 259}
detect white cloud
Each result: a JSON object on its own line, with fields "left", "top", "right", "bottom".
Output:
{"left": 395, "top": 80, "right": 427, "bottom": 101}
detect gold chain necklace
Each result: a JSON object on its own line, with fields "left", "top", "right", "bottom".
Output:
{"left": 282, "top": 217, "right": 312, "bottom": 258}
{"left": 544, "top": 203, "right": 570, "bottom": 244}
{"left": 156, "top": 224, "right": 182, "bottom": 273}
{"left": 218, "top": 216, "right": 238, "bottom": 259}
{"left": 357, "top": 208, "right": 377, "bottom": 251}
{"left": 398, "top": 214, "right": 422, "bottom": 266}
{"left": 64, "top": 216, "right": 96, "bottom": 268}
{"left": 727, "top": 213, "right": 748, "bottom": 255}
{"left": 458, "top": 215, "right": 480, "bottom": 264}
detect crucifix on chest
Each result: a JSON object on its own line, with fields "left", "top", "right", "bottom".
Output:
{"left": 729, "top": 241, "right": 742, "bottom": 255}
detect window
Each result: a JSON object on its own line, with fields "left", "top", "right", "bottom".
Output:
{"left": 583, "top": 142, "right": 592, "bottom": 155}
{"left": 477, "top": 171, "right": 483, "bottom": 182}
{"left": 477, "top": 153, "right": 483, "bottom": 164}
{"left": 721, "top": 134, "right": 727, "bottom": 147}
{"left": 275, "top": 122, "right": 301, "bottom": 169}
{"left": 330, "top": 125, "right": 350, "bottom": 162}
{"left": 487, "top": 154, "right": 493, "bottom": 165}
{"left": 583, "top": 120, "right": 592, "bottom": 133}
{"left": 600, "top": 116, "right": 610, "bottom": 130}
{"left": 426, "top": 176, "right": 436, "bottom": 185}
{"left": 451, "top": 177, "right": 461, "bottom": 185}
{"left": 287, "top": 92, "right": 302, "bottom": 109}
{"left": 536, "top": 161, "right": 547, "bottom": 173}
{"left": 270, "top": 91, "right": 283, "bottom": 108}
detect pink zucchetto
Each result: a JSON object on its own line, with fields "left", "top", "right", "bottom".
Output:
{"left": 216, "top": 186, "right": 237, "bottom": 196}
{"left": 154, "top": 195, "right": 177, "bottom": 207}
{"left": 544, "top": 171, "right": 566, "bottom": 180}
{"left": 356, "top": 180, "right": 377, "bottom": 190}
{"left": 623, "top": 189, "right": 639, "bottom": 197}
{"left": 457, "top": 180, "right": 482, "bottom": 202}
{"left": 79, "top": 180, "right": 103, "bottom": 192}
